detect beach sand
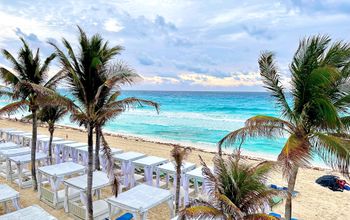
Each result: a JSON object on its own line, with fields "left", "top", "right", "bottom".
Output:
{"left": 0, "top": 118, "right": 349, "bottom": 220}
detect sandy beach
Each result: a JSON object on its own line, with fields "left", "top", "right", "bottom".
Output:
{"left": 0, "top": 118, "right": 349, "bottom": 220}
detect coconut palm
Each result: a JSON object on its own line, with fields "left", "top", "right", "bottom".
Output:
{"left": 0, "top": 38, "right": 63, "bottom": 190}
{"left": 93, "top": 64, "right": 159, "bottom": 170}
{"left": 50, "top": 27, "right": 158, "bottom": 219}
{"left": 218, "top": 35, "right": 350, "bottom": 220}
{"left": 179, "top": 154, "right": 279, "bottom": 220}
{"left": 25, "top": 105, "right": 68, "bottom": 164}
{"left": 171, "top": 146, "right": 192, "bottom": 213}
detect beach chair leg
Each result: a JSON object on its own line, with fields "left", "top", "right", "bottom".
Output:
{"left": 168, "top": 197, "right": 174, "bottom": 218}
{"left": 6, "top": 159, "right": 10, "bottom": 181}
{"left": 140, "top": 212, "right": 147, "bottom": 220}
{"left": 3, "top": 201, "right": 8, "bottom": 213}
{"left": 8, "top": 160, "right": 13, "bottom": 182}
{"left": 64, "top": 185, "right": 69, "bottom": 212}
{"left": 17, "top": 163, "right": 23, "bottom": 188}
{"left": 108, "top": 203, "right": 113, "bottom": 220}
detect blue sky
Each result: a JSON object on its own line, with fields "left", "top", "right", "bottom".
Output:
{"left": 0, "top": 0, "right": 349, "bottom": 91}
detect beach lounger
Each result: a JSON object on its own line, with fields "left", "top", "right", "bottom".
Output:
{"left": 0, "top": 142, "right": 19, "bottom": 150}
{"left": 0, "top": 147, "right": 31, "bottom": 179}
{"left": 64, "top": 171, "right": 118, "bottom": 220}
{"left": 183, "top": 166, "right": 214, "bottom": 205}
{"left": 0, "top": 184, "right": 20, "bottom": 213}
{"left": 0, "top": 205, "right": 57, "bottom": 220}
{"left": 113, "top": 151, "right": 146, "bottom": 187}
{"left": 37, "top": 162, "right": 85, "bottom": 209}
{"left": 106, "top": 184, "right": 174, "bottom": 220}
{"left": 8, "top": 152, "right": 48, "bottom": 188}
{"left": 69, "top": 199, "right": 110, "bottom": 220}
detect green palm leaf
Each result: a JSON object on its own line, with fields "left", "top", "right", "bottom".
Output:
{"left": 311, "top": 133, "right": 350, "bottom": 176}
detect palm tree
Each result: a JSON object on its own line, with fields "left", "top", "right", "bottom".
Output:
{"left": 218, "top": 35, "right": 350, "bottom": 219}
{"left": 171, "top": 146, "right": 191, "bottom": 213}
{"left": 0, "top": 38, "right": 63, "bottom": 190}
{"left": 93, "top": 64, "right": 159, "bottom": 170}
{"left": 179, "top": 154, "right": 279, "bottom": 220}
{"left": 25, "top": 105, "right": 68, "bottom": 164}
{"left": 50, "top": 27, "right": 158, "bottom": 219}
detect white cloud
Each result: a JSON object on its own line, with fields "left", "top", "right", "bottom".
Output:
{"left": 104, "top": 19, "right": 124, "bottom": 32}
{"left": 178, "top": 72, "right": 263, "bottom": 87}
{"left": 142, "top": 75, "right": 180, "bottom": 85}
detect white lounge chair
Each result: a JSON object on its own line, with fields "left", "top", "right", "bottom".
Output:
{"left": 0, "top": 205, "right": 57, "bottom": 220}
{"left": 37, "top": 162, "right": 85, "bottom": 209}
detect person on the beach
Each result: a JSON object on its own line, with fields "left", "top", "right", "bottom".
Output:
{"left": 336, "top": 179, "right": 347, "bottom": 190}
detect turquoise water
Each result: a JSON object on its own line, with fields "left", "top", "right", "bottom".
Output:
{"left": 61, "top": 91, "right": 288, "bottom": 160}
{"left": 1, "top": 90, "right": 323, "bottom": 165}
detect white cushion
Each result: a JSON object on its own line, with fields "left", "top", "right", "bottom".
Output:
{"left": 57, "top": 187, "right": 80, "bottom": 202}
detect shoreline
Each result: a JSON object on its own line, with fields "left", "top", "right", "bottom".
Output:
{"left": 58, "top": 121, "right": 329, "bottom": 170}
{"left": 9, "top": 117, "right": 328, "bottom": 171}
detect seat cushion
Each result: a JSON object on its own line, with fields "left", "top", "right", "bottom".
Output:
{"left": 92, "top": 200, "right": 109, "bottom": 217}
{"left": 57, "top": 187, "right": 80, "bottom": 203}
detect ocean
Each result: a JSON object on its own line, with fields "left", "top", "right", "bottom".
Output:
{"left": 0, "top": 90, "right": 324, "bottom": 166}
{"left": 63, "top": 91, "right": 288, "bottom": 160}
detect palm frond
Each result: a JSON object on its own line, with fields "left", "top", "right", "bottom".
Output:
{"left": 1, "top": 50, "right": 24, "bottom": 76}
{"left": 259, "top": 52, "right": 294, "bottom": 121}
{"left": 0, "top": 100, "right": 28, "bottom": 115}
{"left": 244, "top": 214, "right": 279, "bottom": 220}
{"left": 277, "top": 134, "right": 311, "bottom": 177}
{"left": 171, "top": 146, "right": 191, "bottom": 167}
{"left": 0, "top": 85, "right": 14, "bottom": 99}
{"left": 16, "top": 81, "right": 77, "bottom": 111}
{"left": 44, "top": 70, "right": 67, "bottom": 89}
{"left": 322, "top": 40, "right": 350, "bottom": 68}
{"left": 38, "top": 52, "right": 56, "bottom": 78}
{"left": 101, "top": 133, "right": 120, "bottom": 196}
{"left": 291, "top": 35, "right": 331, "bottom": 114}
{"left": 185, "top": 154, "right": 277, "bottom": 219}
{"left": 218, "top": 116, "right": 289, "bottom": 149}
{"left": 179, "top": 200, "right": 225, "bottom": 220}
{"left": 334, "top": 94, "right": 350, "bottom": 109}
{"left": 102, "top": 97, "right": 160, "bottom": 113}
{"left": 216, "top": 193, "right": 244, "bottom": 219}
{"left": 341, "top": 116, "right": 350, "bottom": 130}
{"left": 311, "top": 133, "right": 350, "bottom": 177}
{"left": 0, "top": 67, "right": 20, "bottom": 86}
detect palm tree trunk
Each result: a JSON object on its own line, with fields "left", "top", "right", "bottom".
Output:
{"left": 48, "top": 124, "right": 54, "bottom": 165}
{"left": 175, "top": 165, "right": 181, "bottom": 213}
{"left": 31, "top": 108, "right": 38, "bottom": 191}
{"left": 218, "top": 145, "right": 222, "bottom": 157}
{"left": 285, "top": 166, "right": 299, "bottom": 220}
{"left": 87, "top": 123, "right": 94, "bottom": 220}
{"left": 95, "top": 125, "right": 101, "bottom": 171}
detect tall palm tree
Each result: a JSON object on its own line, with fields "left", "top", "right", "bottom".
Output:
{"left": 93, "top": 64, "right": 159, "bottom": 170}
{"left": 171, "top": 146, "right": 191, "bottom": 213}
{"left": 218, "top": 35, "right": 350, "bottom": 219}
{"left": 50, "top": 27, "right": 158, "bottom": 219}
{"left": 0, "top": 38, "right": 63, "bottom": 190}
{"left": 179, "top": 154, "right": 279, "bottom": 220}
{"left": 25, "top": 105, "right": 68, "bottom": 164}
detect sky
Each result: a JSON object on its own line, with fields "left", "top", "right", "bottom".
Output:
{"left": 0, "top": 0, "right": 349, "bottom": 91}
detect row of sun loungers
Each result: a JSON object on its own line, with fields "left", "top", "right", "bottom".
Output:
{"left": 0, "top": 128, "right": 290, "bottom": 219}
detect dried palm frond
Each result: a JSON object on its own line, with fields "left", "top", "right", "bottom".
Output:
{"left": 101, "top": 133, "right": 120, "bottom": 196}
